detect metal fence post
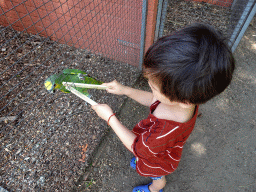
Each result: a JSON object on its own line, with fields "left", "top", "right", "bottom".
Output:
{"left": 155, "top": 0, "right": 168, "bottom": 40}
{"left": 229, "top": 0, "right": 256, "bottom": 52}
{"left": 139, "top": 0, "right": 148, "bottom": 70}
{"left": 155, "top": 0, "right": 164, "bottom": 42}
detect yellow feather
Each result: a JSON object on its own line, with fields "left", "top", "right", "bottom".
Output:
{"left": 45, "top": 81, "right": 53, "bottom": 91}
{"left": 55, "top": 84, "right": 61, "bottom": 89}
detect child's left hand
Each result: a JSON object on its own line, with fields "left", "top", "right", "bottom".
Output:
{"left": 91, "top": 104, "right": 114, "bottom": 122}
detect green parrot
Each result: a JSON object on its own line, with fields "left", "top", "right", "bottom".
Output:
{"left": 44, "top": 69, "right": 102, "bottom": 96}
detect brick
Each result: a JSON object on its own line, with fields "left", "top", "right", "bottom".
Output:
{"left": 103, "top": 0, "right": 142, "bottom": 9}
{"left": 24, "top": 0, "right": 49, "bottom": 9}
{"left": 26, "top": 25, "right": 38, "bottom": 34}
{"left": 0, "top": 1, "right": 18, "bottom": 12}
{"left": 13, "top": 4, "right": 29, "bottom": 16}
{"left": 0, "top": 15, "right": 10, "bottom": 26}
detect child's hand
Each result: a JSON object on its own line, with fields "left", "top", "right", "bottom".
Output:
{"left": 102, "top": 80, "right": 126, "bottom": 95}
{"left": 91, "top": 104, "right": 114, "bottom": 122}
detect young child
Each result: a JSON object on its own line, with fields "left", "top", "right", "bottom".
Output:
{"left": 91, "top": 23, "right": 235, "bottom": 192}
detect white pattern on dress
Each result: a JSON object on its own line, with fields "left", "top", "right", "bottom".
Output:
{"left": 141, "top": 159, "right": 173, "bottom": 173}
{"left": 156, "top": 126, "right": 179, "bottom": 139}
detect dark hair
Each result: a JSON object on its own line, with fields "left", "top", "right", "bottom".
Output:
{"left": 143, "top": 23, "right": 235, "bottom": 104}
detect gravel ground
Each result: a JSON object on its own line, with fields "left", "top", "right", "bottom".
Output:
{"left": 163, "top": 0, "right": 231, "bottom": 36}
{"left": 0, "top": 26, "right": 140, "bottom": 191}
{"left": 1, "top": 0, "right": 235, "bottom": 191}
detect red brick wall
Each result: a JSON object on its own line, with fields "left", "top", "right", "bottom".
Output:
{"left": 0, "top": 0, "right": 143, "bottom": 66}
{"left": 0, "top": 0, "right": 234, "bottom": 67}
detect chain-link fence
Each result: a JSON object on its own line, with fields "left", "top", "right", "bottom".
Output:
{"left": 0, "top": 0, "right": 144, "bottom": 191}
{"left": 157, "top": 0, "right": 255, "bottom": 52}
{"left": 0, "top": 0, "right": 255, "bottom": 191}
{"left": 0, "top": 0, "right": 144, "bottom": 65}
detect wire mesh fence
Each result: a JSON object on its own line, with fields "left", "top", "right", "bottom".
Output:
{"left": 0, "top": 0, "right": 255, "bottom": 191}
{"left": 159, "top": 0, "right": 255, "bottom": 52}
{"left": 0, "top": 0, "right": 142, "bottom": 191}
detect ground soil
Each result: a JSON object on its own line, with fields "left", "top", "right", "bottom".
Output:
{"left": 0, "top": 26, "right": 140, "bottom": 191}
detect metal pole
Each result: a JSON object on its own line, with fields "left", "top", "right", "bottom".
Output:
{"left": 231, "top": 2, "right": 256, "bottom": 52}
{"left": 139, "top": 0, "right": 148, "bottom": 70}
{"left": 229, "top": 0, "right": 256, "bottom": 52}
{"left": 155, "top": 0, "right": 164, "bottom": 42}
{"left": 159, "top": 0, "right": 168, "bottom": 38}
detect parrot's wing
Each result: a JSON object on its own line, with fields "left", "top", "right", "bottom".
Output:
{"left": 55, "top": 74, "right": 72, "bottom": 93}
{"left": 84, "top": 76, "right": 103, "bottom": 85}
{"left": 61, "top": 74, "right": 103, "bottom": 95}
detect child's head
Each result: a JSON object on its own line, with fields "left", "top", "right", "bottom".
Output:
{"left": 143, "top": 23, "right": 235, "bottom": 105}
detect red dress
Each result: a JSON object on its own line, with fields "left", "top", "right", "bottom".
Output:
{"left": 132, "top": 100, "right": 199, "bottom": 177}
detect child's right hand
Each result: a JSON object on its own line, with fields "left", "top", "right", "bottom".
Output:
{"left": 102, "top": 80, "right": 127, "bottom": 95}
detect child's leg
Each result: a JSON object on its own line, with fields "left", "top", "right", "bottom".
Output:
{"left": 149, "top": 176, "right": 166, "bottom": 192}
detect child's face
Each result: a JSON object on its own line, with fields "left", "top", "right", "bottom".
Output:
{"left": 147, "top": 76, "right": 176, "bottom": 105}
{"left": 144, "top": 71, "right": 195, "bottom": 108}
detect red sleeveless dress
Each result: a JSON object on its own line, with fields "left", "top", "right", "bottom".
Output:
{"left": 132, "top": 100, "right": 199, "bottom": 177}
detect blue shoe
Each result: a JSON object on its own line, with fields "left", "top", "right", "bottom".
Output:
{"left": 133, "top": 183, "right": 163, "bottom": 192}
{"left": 130, "top": 157, "right": 136, "bottom": 170}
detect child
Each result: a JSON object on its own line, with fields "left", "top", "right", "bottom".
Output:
{"left": 91, "top": 23, "right": 235, "bottom": 192}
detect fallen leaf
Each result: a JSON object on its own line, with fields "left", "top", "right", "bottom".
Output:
{"left": 79, "top": 144, "right": 88, "bottom": 162}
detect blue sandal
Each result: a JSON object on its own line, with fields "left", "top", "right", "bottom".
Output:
{"left": 133, "top": 183, "right": 163, "bottom": 192}
{"left": 130, "top": 157, "right": 136, "bottom": 170}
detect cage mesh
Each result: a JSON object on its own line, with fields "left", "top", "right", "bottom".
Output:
{"left": 0, "top": 0, "right": 143, "bottom": 191}
{"left": 161, "top": 0, "right": 255, "bottom": 51}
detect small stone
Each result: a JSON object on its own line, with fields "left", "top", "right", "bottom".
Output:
{"left": 31, "top": 157, "right": 36, "bottom": 163}
{"left": 37, "top": 176, "right": 45, "bottom": 185}
{"left": 16, "top": 148, "right": 22, "bottom": 155}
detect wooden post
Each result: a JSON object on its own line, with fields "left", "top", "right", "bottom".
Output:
{"left": 144, "top": 0, "right": 159, "bottom": 53}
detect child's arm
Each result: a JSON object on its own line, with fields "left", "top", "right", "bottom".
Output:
{"left": 103, "top": 80, "right": 153, "bottom": 107}
{"left": 91, "top": 104, "right": 136, "bottom": 152}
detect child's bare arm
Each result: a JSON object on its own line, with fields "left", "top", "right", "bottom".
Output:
{"left": 108, "top": 115, "right": 136, "bottom": 152}
{"left": 103, "top": 80, "right": 153, "bottom": 107}
{"left": 91, "top": 104, "right": 136, "bottom": 152}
